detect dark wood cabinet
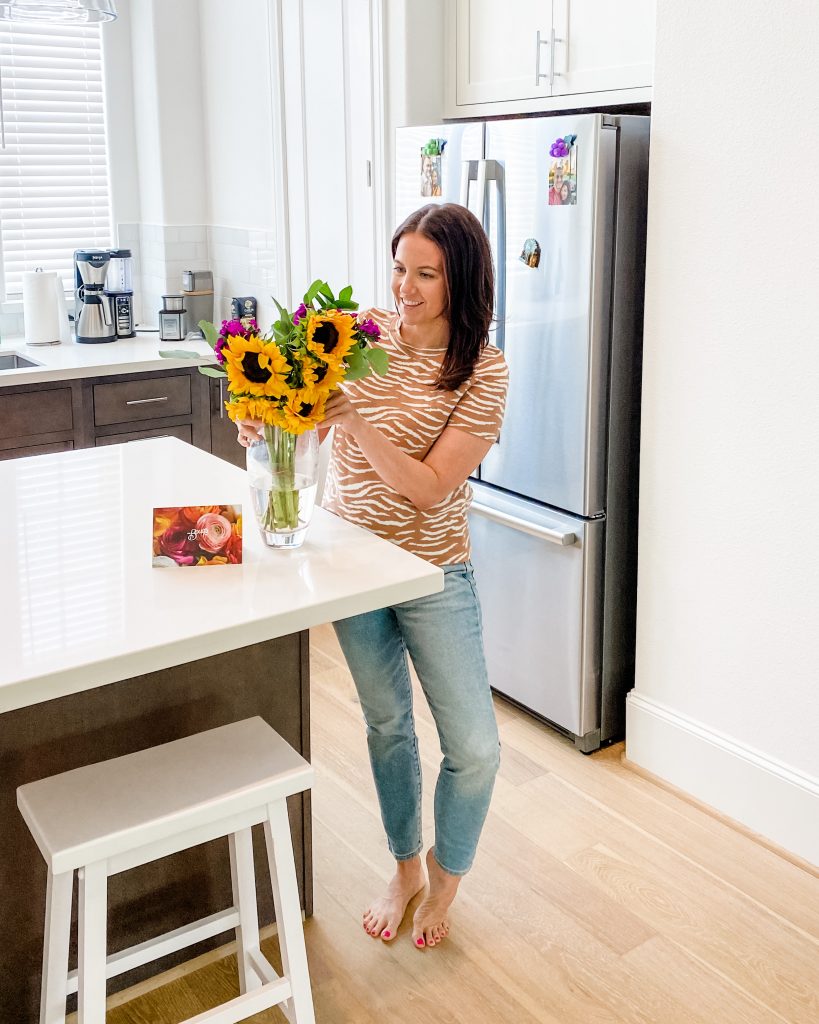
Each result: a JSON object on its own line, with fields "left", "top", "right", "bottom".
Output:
{"left": 0, "top": 366, "right": 250, "bottom": 467}
{"left": 0, "top": 439, "right": 74, "bottom": 461}
{"left": 0, "top": 367, "right": 211, "bottom": 459}
{"left": 93, "top": 374, "right": 192, "bottom": 426}
{"left": 208, "top": 375, "right": 245, "bottom": 468}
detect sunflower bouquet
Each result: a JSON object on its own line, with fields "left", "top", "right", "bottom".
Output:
{"left": 198, "top": 280, "right": 388, "bottom": 535}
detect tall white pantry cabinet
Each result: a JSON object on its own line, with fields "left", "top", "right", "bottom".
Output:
{"left": 446, "top": 0, "right": 655, "bottom": 117}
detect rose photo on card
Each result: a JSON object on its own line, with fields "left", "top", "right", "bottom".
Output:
{"left": 152, "top": 505, "right": 242, "bottom": 567}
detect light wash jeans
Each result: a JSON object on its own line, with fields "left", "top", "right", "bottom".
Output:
{"left": 332, "top": 562, "right": 500, "bottom": 875}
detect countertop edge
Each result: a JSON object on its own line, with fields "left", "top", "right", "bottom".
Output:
{"left": 0, "top": 571, "right": 444, "bottom": 715}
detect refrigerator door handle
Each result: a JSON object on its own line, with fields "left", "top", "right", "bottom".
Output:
{"left": 460, "top": 159, "right": 479, "bottom": 208}
{"left": 480, "top": 159, "right": 506, "bottom": 352}
{"left": 471, "top": 500, "right": 576, "bottom": 546}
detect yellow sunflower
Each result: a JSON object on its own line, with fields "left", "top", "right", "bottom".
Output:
{"left": 305, "top": 357, "right": 346, "bottom": 401}
{"left": 305, "top": 310, "right": 357, "bottom": 366}
{"left": 222, "top": 334, "right": 290, "bottom": 397}
{"left": 226, "top": 394, "right": 284, "bottom": 425}
{"left": 277, "top": 392, "right": 329, "bottom": 435}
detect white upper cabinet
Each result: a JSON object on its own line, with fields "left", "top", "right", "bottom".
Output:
{"left": 453, "top": 0, "right": 551, "bottom": 105}
{"left": 447, "top": 0, "right": 654, "bottom": 117}
{"left": 551, "top": 0, "right": 655, "bottom": 97}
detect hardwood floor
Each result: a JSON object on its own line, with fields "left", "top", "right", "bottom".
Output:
{"left": 84, "top": 624, "right": 818, "bottom": 1024}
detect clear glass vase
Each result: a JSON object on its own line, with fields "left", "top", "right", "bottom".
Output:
{"left": 246, "top": 424, "right": 319, "bottom": 548}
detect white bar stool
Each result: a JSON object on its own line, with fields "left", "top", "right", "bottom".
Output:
{"left": 17, "top": 717, "right": 316, "bottom": 1024}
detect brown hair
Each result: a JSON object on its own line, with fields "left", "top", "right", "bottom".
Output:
{"left": 391, "top": 203, "right": 494, "bottom": 391}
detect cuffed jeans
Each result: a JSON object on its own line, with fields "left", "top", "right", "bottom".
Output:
{"left": 332, "top": 562, "right": 500, "bottom": 875}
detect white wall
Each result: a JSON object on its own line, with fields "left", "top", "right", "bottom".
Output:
{"left": 278, "top": 0, "right": 381, "bottom": 309}
{"left": 627, "top": 0, "right": 819, "bottom": 864}
{"left": 199, "top": 0, "right": 275, "bottom": 231}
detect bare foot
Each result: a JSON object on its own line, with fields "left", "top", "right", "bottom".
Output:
{"left": 411, "top": 848, "right": 461, "bottom": 948}
{"left": 362, "top": 856, "right": 426, "bottom": 941}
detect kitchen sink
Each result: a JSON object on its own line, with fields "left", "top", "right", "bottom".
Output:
{"left": 0, "top": 352, "right": 42, "bottom": 370}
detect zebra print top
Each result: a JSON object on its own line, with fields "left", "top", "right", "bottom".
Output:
{"left": 321, "top": 308, "right": 508, "bottom": 566}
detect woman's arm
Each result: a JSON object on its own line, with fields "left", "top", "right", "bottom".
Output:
{"left": 321, "top": 392, "right": 492, "bottom": 511}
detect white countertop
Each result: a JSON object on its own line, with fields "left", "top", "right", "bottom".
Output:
{"left": 0, "top": 437, "right": 443, "bottom": 713}
{"left": 0, "top": 332, "right": 215, "bottom": 387}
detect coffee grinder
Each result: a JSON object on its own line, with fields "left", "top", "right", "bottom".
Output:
{"left": 74, "top": 249, "right": 115, "bottom": 344}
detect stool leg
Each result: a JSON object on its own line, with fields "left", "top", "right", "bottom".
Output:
{"left": 263, "top": 800, "right": 315, "bottom": 1024}
{"left": 40, "top": 868, "right": 73, "bottom": 1024}
{"left": 229, "top": 827, "right": 262, "bottom": 993}
{"left": 77, "top": 860, "right": 107, "bottom": 1024}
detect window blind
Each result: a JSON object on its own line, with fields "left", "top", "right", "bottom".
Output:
{"left": 0, "top": 20, "right": 112, "bottom": 300}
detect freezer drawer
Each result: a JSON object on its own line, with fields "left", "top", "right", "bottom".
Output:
{"left": 468, "top": 482, "right": 605, "bottom": 746}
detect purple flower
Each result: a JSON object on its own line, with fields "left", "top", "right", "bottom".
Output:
{"left": 220, "top": 318, "right": 245, "bottom": 338}
{"left": 292, "top": 303, "right": 308, "bottom": 325}
{"left": 214, "top": 335, "right": 228, "bottom": 364}
{"left": 358, "top": 317, "right": 380, "bottom": 338}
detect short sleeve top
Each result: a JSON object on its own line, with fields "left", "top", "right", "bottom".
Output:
{"left": 321, "top": 308, "right": 508, "bottom": 566}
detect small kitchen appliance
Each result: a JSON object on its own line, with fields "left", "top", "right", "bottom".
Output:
{"left": 104, "top": 247, "right": 135, "bottom": 338}
{"left": 74, "top": 249, "right": 115, "bottom": 344}
{"left": 159, "top": 294, "right": 186, "bottom": 341}
{"left": 181, "top": 269, "right": 214, "bottom": 338}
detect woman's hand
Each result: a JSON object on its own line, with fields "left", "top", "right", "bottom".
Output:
{"left": 321, "top": 391, "right": 363, "bottom": 438}
{"left": 236, "top": 418, "right": 265, "bottom": 448}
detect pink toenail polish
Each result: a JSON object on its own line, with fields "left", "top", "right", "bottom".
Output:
{"left": 382, "top": 931, "right": 391, "bottom": 938}
{"left": 416, "top": 937, "right": 424, "bottom": 946}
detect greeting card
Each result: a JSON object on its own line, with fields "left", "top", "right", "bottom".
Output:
{"left": 152, "top": 505, "right": 242, "bottom": 567}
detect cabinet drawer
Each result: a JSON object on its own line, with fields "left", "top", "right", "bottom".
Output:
{"left": 95, "top": 424, "right": 192, "bottom": 446}
{"left": 0, "top": 439, "right": 74, "bottom": 461}
{"left": 93, "top": 375, "right": 191, "bottom": 426}
{"left": 0, "top": 387, "right": 73, "bottom": 440}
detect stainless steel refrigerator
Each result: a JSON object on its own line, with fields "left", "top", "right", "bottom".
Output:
{"left": 395, "top": 113, "right": 650, "bottom": 752}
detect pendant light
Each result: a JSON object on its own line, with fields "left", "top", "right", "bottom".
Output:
{"left": 0, "top": 0, "right": 117, "bottom": 23}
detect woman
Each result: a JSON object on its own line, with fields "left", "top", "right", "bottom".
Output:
{"left": 238, "top": 203, "right": 508, "bottom": 950}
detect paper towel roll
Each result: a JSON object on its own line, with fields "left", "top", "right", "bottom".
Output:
{"left": 23, "top": 269, "right": 63, "bottom": 346}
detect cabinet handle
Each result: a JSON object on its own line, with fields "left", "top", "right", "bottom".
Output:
{"left": 549, "top": 27, "right": 563, "bottom": 87}
{"left": 126, "top": 396, "right": 169, "bottom": 406}
{"left": 535, "top": 30, "right": 550, "bottom": 85}
{"left": 219, "top": 378, "right": 226, "bottom": 419}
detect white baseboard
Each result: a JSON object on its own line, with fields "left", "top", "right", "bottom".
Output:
{"left": 626, "top": 692, "right": 819, "bottom": 867}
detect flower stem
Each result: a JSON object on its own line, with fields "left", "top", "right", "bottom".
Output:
{"left": 262, "top": 424, "right": 299, "bottom": 532}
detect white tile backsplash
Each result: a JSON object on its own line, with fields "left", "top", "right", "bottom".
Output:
{"left": 119, "top": 221, "right": 278, "bottom": 331}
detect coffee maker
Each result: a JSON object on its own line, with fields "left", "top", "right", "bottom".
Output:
{"left": 74, "top": 249, "right": 115, "bottom": 343}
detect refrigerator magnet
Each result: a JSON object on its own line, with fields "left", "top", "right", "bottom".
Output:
{"left": 519, "top": 238, "right": 541, "bottom": 268}
{"left": 548, "top": 136, "right": 578, "bottom": 206}
{"left": 420, "top": 138, "right": 446, "bottom": 197}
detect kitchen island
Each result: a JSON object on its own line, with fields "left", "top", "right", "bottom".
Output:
{"left": 0, "top": 437, "right": 443, "bottom": 1021}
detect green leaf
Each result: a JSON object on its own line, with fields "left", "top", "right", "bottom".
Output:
{"left": 339, "top": 285, "right": 353, "bottom": 303}
{"left": 343, "top": 346, "right": 368, "bottom": 381}
{"left": 198, "top": 365, "right": 227, "bottom": 378}
{"left": 304, "top": 280, "right": 323, "bottom": 305}
{"left": 158, "top": 348, "right": 201, "bottom": 360}
{"left": 365, "top": 345, "right": 390, "bottom": 376}
{"left": 272, "top": 297, "right": 288, "bottom": 320}
{"left": 199, "top": 320, "right": 219, "bottom": 350}
{"left": 335, "top": 299, "right": 358, "bottom": 310}
{"left": 318, "top": 281, "right": 334, "bottom": 300}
